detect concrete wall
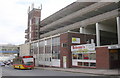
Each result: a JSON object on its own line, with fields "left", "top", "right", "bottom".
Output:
{"left": 19, "top": 43, "right": 30, "bottom": 56}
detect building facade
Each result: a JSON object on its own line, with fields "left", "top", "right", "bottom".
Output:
{"left": 0, "top": 44, "right": 19, "bottom": 61}
{"left": 19, "top": 43, "right": 30, "bottom": 56}
{"left": 23, "top": 1, "right": 120, "bottom": 69}
{"left": 25, "top": 5, "right": 41, "bottom": 43}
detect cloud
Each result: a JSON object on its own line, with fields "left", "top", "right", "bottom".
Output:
{"left": 41, "top": 0, "right": 76, "bottom": 20}
{"left": 0, "top": 0, "right": 76, "bottom": 45}
{"left": 0, "top": 0, "right": 27, "bottom": 45}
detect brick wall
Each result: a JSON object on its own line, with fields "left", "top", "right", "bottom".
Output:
{"left": 60, "top": 32, "right": 96, "bottom": 68}
{"left": 96, "top": 47, "right": 110, "bottom": 69}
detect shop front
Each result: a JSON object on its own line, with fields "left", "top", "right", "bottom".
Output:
{"left": 71, "top": 43, "right": 96, "bottom": 68}
{"left": 96, "top": 45, "right": 120, "bottom": 69}
{"left": 60, "top": 32, "right": 96, "bottom": 68}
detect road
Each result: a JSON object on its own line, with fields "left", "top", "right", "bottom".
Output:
{"left": 1, "top": 66, "right": 99, "bottom": 76}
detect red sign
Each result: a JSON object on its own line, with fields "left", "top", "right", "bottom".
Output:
{"left": 72, "top": 46, "right": 85, "bottom": 49}
{"left": 23, "top": 56, "right": 33, "bottom": 58}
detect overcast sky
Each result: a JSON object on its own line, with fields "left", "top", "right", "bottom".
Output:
{"left": 0, "top": 0, "right": 76, "bottom": 45}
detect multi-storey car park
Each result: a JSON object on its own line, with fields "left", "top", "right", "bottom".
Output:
{"left": 23, "top": 1, "right": 120, "bottom": 69}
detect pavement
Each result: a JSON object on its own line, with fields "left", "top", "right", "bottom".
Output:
{"left": 35, "top": 67, "right": 120, "bottom": 76}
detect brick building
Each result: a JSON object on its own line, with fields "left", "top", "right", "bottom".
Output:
{"left": 25, "top": 5, "right": 41, "bottom": 43}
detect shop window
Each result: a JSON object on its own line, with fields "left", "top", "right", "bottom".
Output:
{"left": 90, "top": 63, "right": 96, "bottom": 67}
{"left": 72, "top": 43, "right": 96, "bottom": 68}
{"left": 78, "top": 54, "right": 82, "bottom": 59}
{"left": 83, "top": 62, "right": 89, "bottom": 66}
{"left": 78, "top": 62, "right": 82, "bottom": 66}
{"left": 89, "top": 53, "right": 96, "bottom": 60}
{"left": 52, "top": 53, "right": 58, "bottom": 59}
{"left": 83, "top": 54, "right": 89, "bottom": 60}
{"left": 73, "top": 54, "right": 77, "bottom": 59}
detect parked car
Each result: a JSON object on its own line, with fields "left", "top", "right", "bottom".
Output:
{"left": 0, "top": 61, "right": 5, "bottom": 66}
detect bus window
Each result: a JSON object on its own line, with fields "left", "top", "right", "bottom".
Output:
{"left": 23, "top": 58, "right": 34, "bottom": 65}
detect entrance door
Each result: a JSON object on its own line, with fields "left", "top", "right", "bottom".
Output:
{"left": 110, "top": 49, "right": 119, "bottom": 69}
{"left": 118, "top": 50, "right": 120, "bottom": 68}
{"left": 63, "top": 56, "right": 67, "bottom": 68}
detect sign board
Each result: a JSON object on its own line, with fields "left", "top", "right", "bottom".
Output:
{"left": 108, "top": 45, "right": 120, "bottom": 49}
{"left": 72, "top": 37, "right": 80, "bottom": 44}
{"left": 71, "top": 43, "right": 95, "bottom": 53}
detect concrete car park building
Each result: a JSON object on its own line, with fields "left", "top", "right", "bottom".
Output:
{"left": 24, "top": 1, "right": 120, "bottom": 69}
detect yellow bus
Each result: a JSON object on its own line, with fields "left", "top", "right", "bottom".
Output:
{"left": 13, "top": 56, "right": 35, "bottom": 69}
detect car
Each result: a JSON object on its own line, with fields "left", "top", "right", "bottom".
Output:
{"left": 0, "top": 62, "right": 5, "bottom": 66}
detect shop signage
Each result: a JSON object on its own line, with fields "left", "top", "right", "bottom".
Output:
{"left": 108, "top": 45, "right": 120, "bottom": 49}
{"left": 72, "top": 37, "right": 80, "bottom": 44}
{"left": 71, "top": 43, "right": 95, "bottom": 53}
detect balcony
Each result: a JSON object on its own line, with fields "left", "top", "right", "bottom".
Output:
{"left": 25, "top": 29, "right": 28, "bottom": 33}
{"left": 25, "top": 40, "right": 29, "bottom": 43}
{"left": 25, "top": 34, "right": 29, "bottom": 39}
{"left": 34, "top": 26, "right": 39, "bottom": 30}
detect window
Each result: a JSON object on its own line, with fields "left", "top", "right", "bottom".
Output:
{"left": 78, "top": 54, "right": 82, "bottom": 59}
{"left": 52, "top": 53, "right": 58, "bottom": 59}
{"left": 72, "top": 52, "right": 96, "bottom": 67}
{"left": 90, "top": 63, "right": 96, "bottom": 67}
{"left": 30, "top": 42, "right": 39, "bottom": 55}
{"left": 89, "top": 53, "right": 96, "bottom": 60}
{"left": 72, "top": 54, "right": 77, "bottom": 59}
{"left": 39, "top": 41, "right": 44, "bottom": 54}
{"left": 2, "top": 49, "right": 7, "bottom": 51}
{"left": 33, "top": 42, "right": 38, "bottom": 54}
{"left": 78, "top": 62, "right": 82, "bottom": 66}
{"left": 83, "top": 62, "right": 89, "bottom": 66}
{"left": 35, "top": 17, "right": 40, "bottom": 25}
{"left": 13, "top": 58, "right": 23, "bottom": 64}
{"left": 62, "top": 43, "right": 67, "bottom": 47}
{"left": 52, "top": 37, "right": 60, "bottom": 59}
{"left": 29, "top": 19, "right": 32, "bottom": 26}
{"left": 45, "top": 39, "right": 51, "bottom": 53}
{"left": 83, "top": 54, "right": 89, "bottom": 60}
